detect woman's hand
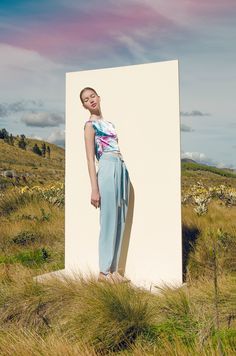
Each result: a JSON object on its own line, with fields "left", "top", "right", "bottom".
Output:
{"left": 91, "top": 188, "right": 100, "bottom": 208}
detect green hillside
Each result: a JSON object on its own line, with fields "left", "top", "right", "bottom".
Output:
{"left": 181, "top": 160, "right": 236, "bottom": 191}
{"left": 0, "top": 137, "right": 65, "bottom": 187}
{"left": 1, "top": 135, "right": 236, "bottom": 191}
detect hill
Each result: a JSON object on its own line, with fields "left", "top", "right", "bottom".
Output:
{"left": 0, "top": 137, "right": 65, "bottom": 187}
{"left": 181, "top": 159, "right": 236, "bottom": 190}
{"left": 1, "top": 137, "right": 236, "bottom": 190}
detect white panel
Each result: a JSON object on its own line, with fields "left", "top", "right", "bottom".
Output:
{"left": 37, "top": 60, "right": 182, "bottom": 291}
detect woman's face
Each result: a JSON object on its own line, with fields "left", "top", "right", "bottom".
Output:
{"left": 81, "top": 89, "right": 101, "bottom": 113}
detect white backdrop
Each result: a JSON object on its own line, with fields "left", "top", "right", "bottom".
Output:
{"left": 37, "top": 60, "right": 183, "bottom": 291}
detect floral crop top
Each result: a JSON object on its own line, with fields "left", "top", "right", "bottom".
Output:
{"left": 84, "top": 119, "right": 121, "bottom": 161}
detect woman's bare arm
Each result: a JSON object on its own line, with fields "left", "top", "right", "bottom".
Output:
{"left": 84, "top": 122, "right": 100, "bottom": 208}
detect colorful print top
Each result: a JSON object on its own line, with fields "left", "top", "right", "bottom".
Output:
{"left": 84, "top": 119, "right": 121, "bottom": 161}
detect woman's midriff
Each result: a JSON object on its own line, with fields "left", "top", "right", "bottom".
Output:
{"left": 97, "top": 151, "right": 125, "bottom": 172}
{"left": 102, "top": 151, "right": 123, "bottom": 158}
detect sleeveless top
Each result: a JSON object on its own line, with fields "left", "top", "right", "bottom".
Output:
{"left": 84, "top": 119, "right": 121, "bottom": 161}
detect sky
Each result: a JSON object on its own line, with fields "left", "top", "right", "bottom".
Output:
{"left": 0, "top": 0, "right": 235, "bottom": 169}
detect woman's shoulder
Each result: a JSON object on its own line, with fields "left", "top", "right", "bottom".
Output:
{"left": 83, "top": 120, "right": 97, "bottom": 130}
{"left": 84, "top": 119, "right": 115, "bottom": 131}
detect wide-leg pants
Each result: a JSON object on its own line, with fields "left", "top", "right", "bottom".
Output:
{"left": 97, "top": 153, "right": 130, "bottom": 274}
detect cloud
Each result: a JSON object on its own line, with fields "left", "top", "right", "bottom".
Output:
{"left": 21, "top": 111, "right": 64, "bottom": 127}
{"left": 1, "top": 1, "right": 198, "bottom": 71}
{"left": 0, "top": 2, "right": 179, "bottom": 60}
{"left": 0, "top": 100, "right": 43, "bottom": 118}
{"left": 181, "top": 150, "right": 231, "bottom": 169}
{"left": 27, "top": 134, "right": 43, "bottom": 141}
{"left": 216, "top": 161, "right": 235, "bottom": 169}
{"left": 46, "top": 129, "right": 65, "bottom": 147}
{"left": 180, "top": 110, "right": 211, "bottom": 117}
{"left": 180, "top": 124, "right": 194, "bottom": 132}
{"left": 227, "top": 122, "right": 236, "bottom": 128}
{"left": 181, "top": 151, "right": 210, "bottom": 163}
{"left": 0, "top": 43, "right": 65, "bottom": 103}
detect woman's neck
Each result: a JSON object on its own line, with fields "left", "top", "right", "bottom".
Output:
{"left": 90, "top": 114, "right": 104, "bottom": 121}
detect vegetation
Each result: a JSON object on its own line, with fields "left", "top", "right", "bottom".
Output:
{"left": 0, "top": 129, "right": 64, "bottom": 188}
{"left": 182, "top": 161, "right": 236, "bottom": 179}
{"left": 0, "top": 143, "right": 235, "bottom": 354}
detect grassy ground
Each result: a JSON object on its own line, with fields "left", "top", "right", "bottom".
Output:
{"left": 0, "top": 138, "right": 65, "bottom": 187}
{"left": 0, "top": 141, "right": 236, "bottom": 354}
{"left": 0, "top": 266, "right": 235, "bottom": 355}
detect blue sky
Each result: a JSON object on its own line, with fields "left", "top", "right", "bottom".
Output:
{"left": 0, "top": 0, "right": 235, "bottom": 168}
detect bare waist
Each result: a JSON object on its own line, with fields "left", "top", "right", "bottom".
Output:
{"left": 102, "top": 151, "right": 123, "bottom": 158}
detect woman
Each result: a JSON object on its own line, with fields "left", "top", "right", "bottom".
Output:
{"left": 81, "top": 87, "right": 131, "bottom": 283}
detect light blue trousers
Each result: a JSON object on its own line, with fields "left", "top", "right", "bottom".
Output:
{"left": 97, "top": 153, "right": 130, "bottom": 274}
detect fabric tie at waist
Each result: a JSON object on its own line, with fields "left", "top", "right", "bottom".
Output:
{"left": 116, "top": 158, "right": 129, "bottom": 223}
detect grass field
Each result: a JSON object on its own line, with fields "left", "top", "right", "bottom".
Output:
{"left": 0, "top": 138, "right": 235, "bottom": 354}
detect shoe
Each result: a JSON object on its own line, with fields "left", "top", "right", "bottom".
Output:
{"left": 110, "top": 271, "right": 131, "bottom": 283}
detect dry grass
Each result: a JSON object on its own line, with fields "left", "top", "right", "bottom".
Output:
{"left": 0, "top": 138, "right": 64, "bottom": 186}
{"left": 0, "top": 264, "right": 235, "bottom": 354}
{"left": 0, "top": 149, "right": 236, "bottom": 353}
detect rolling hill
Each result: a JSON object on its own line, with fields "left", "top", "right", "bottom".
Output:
{"left": 0, "top": 137, "right": 65, "bottom": 187}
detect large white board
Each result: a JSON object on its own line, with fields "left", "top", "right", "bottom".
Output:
{"left": 37, "top": 60, "right": 182, "bottom": 291}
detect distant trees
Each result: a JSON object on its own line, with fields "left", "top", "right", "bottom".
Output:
{"left": 0, "top": 127, "right": 52, "bottom": 158}
{"left": 41, "top": 143, "right": 46, "bottom": 157}
{"left": 33, "top": 143, "right": 42, "bottom": 156}
{"left": 18, "top": 134, "right": 27, "bottom": 150}
{"left": 46, "top": 145, "right": 51, "bottom": 158}
{"left": 9, "top": 134, "right": 14, "bottom": 145}
{"left": 32, "top": 143, "right": 51, "bottom": 158}
{"left": 0, "top": 129, "right": 15, "bottom": 145}
{"left": 0, "top": 128, "right": 10, "bottom": 143}
{"left": 0, "top": 128, "right": 9, "bottom": 139}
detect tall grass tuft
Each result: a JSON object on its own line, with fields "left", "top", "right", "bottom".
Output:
{"left": 0, "top": 265, "right": 235, "bottom": 354}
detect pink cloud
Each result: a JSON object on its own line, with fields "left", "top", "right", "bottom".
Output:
{"left": 4, "top": 4, "right": 176, "bottom": 57}
{"left": 184, "top": 0, "right": 235, "bottom": 14}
